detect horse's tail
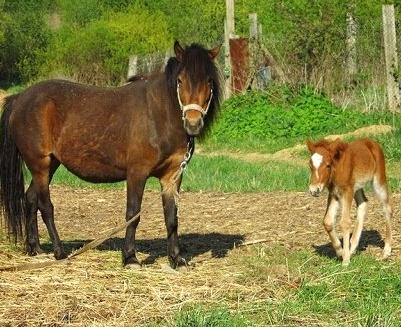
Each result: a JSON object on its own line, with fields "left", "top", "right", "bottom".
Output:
{"left": 0, "top": 94, "right": 26, "bottom": 242}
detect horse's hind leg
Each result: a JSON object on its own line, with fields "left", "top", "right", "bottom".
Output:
{"left": 350, "top": 189, "right": 368, "bottom": 255}
{"left": 25, "top": 182, "right": 42, "bottom": 255}
{"left": 373, "top": 176, "right": 392, "bottom": 258}
{"left": 25, "top": 157, "right": 60, "bottom": 256}
{"left": 28, "top": 157, "right": 65, "bottom": 260}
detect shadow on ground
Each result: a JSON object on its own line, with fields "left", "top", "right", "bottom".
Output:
{"left": 313, "top": 229, "right": 385, "bottom": 259}
{"left": 42, "top": 232, "right": 244, "bottom": 264}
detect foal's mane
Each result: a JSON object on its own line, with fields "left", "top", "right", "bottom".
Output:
{"left": 165, "top": 43, "right": 221, "bottom": 139}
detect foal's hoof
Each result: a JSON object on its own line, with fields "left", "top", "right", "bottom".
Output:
{"left": 342, "top": 259, "right": 350, "bottom": 267}
{"left": 382, "top": 245, "right": 392, "bottom": 259}
{"left": 125, "top": 263, "right": 142, "bottom": 270}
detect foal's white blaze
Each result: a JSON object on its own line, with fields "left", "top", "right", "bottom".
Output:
{"left": 311, "top": 153, "right": 323, "bottom": 178}
{"left": 311, "top": 153, "right": 323, "bottom": 168}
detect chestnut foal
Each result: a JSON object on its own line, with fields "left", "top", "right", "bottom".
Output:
{"left": 307, "top": 138, "right": 392, "bottom": 266}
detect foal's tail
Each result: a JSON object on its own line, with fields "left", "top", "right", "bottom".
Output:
{"left": 0, "top": 95, "right": 26, "bottom": 242}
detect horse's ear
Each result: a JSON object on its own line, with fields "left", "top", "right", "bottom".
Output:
{"left": 174, "top": 41, "right": 184, "bottom": 62}
{"left": 306, "top": 140, "right": 315, "bottom": 153}
{"left": 329, "top": 138, "right": 347, "bottom": 161}
{"left": 208, "top": 45, "right": 221, "bottom": 60}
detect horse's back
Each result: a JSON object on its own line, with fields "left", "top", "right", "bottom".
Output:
{"left": 347, "top": 139, "right": 386, "bottom": 184}
{"left": 7, "top": 79, "right": 149, "bottom": 182}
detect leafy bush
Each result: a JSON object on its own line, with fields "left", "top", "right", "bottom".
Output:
{"left": 206, "top": 86, "right": 399, "bottom": 152}
{"left": 41, "top": 5, "right": 172, "bottom": 84}
{"left": 0, "top": 0, "right": 52, "bottom": 84}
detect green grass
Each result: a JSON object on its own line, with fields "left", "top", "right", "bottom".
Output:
{"left": 233, "top": 247, "right": 401, "bottom": 326}
{"left": 182, "top": 155, "right": 309, "bottom": 192}
{"left": 49, "top": 155, "right": 309, "bottom": 193}
{"left": 172, "top": 307, "right": 250, "bottom": 327}
{"left": 49, "top": 151, "right": 401, "bottom": 193}
{"left": 156, "top": 245, "right": 401, "bottom": 327}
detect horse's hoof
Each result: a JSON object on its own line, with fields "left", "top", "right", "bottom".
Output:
{"left": 169, "top": 256, "right": 188, "bottom": 270}
{"left": 54, "top": 249, "right": 67, "bottom": 260}
{"left": 123, "top": 256, "right": 141, "bottom": 268}
{"left": 125, "top": 263, "right": 142, "bottom": 270}
{"left": 26, "top": 246, "right": 44, "bottom": 257}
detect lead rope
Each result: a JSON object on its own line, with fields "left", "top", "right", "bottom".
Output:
{"left": 0, "top": 138, "right": 195, "bottom": 272}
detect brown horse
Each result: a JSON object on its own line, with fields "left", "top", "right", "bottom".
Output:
{"left": 307, "top": 138, "right": 392, "bottom": 266}
{"left": 0, "top": 41, "right": 221, "bottom": 268}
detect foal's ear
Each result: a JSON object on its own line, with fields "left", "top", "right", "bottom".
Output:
{"left": 174, "top": 41, "right": 185, "bottom": 62}
{"left": 208, "top": 45, "right": 221, "bottom": 60}
{"left": 306, "top": 140, "right": 315, "bottom": 153}
{"left": 329, "top": 138, "right": 347, "bottom": 161}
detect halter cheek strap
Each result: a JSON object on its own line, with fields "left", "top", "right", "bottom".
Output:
{"left": 177, "top": 84, "right": 213, "bottom": 120}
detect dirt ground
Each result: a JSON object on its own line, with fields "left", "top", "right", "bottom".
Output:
{"left": 48, "top": 186, "right": 400, "bottom": 259}
{"left": 0, "top": 186, "right": 400, "bottom": 326}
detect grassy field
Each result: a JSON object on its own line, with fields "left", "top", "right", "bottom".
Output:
{"left": 171, "top": 246, "right": 401, "bottom": 327}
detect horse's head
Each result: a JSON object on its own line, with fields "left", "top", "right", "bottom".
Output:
{"left": 306, "top": 139, "right": 347, "bottom": 197}
{"left": 167, "top": 41, "right": 221, "bottom": 137}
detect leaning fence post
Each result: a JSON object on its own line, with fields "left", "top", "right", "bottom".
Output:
{"left": 127, "top": 55, "right": 138, "bottom": 79}
{"left": 382, "top": 4, "right": 400, "bottom": 112}
{"left": 224, "top": 0, "right": 235, "bottom": 99}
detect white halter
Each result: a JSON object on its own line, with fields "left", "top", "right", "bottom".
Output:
{"left": 177, "top": 84, "right": 213, "bottom": 120}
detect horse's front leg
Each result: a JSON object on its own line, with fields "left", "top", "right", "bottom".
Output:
{"left": 339, "top": 189, "right": 353, "bottom": 266}
{"left": 123, "top": 174, "right": 146, "bottom": 268}
{"left": 160, "top": 174, "right": 186, "bottom": 269}
{"left": 323, "top": 193, "right": 342, "bottom": 258}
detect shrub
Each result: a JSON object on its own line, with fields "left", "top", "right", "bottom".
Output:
{"left": 209, "top": 86, "right": 398, "bottom": 146}
{"left": 40, "top": 5, "right": 172, "bottom": 85}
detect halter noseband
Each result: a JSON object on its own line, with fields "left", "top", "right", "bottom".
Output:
{"left": 177, "top": 83, "right": 213, "bottom": 120}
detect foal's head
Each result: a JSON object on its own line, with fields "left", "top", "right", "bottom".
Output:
{"left": 306, "top": 139, "right": 347, "bottom": 196}
{"left": 166, "top": 41, "right": 221, "bottom": 137}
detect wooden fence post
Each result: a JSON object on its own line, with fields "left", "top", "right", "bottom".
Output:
{"left": 346, "top": 11, "right": 357, "bottom": 86}
{"left": 382, "top": 4, "right": 400, "bottom": 112}
{"left": 224, "top": 0, "right": 235, "bottom": 99}
{"left": 127, "top": 55, "right": 138, "bottom": 79}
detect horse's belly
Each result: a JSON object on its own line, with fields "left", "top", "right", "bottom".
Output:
{"left": 60, "top": 155, "right": 126, "bottom": 183}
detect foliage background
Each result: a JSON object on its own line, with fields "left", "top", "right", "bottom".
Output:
{"left": 0, "top": 0, "right": 399, "bottom": 97}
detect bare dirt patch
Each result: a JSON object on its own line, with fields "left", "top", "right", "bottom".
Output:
{"left": 1, "top": 186, "right": 400, "bottom": 326}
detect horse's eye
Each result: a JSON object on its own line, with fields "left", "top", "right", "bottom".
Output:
{"left": 326, "top": 164, "right": 331, "bottom": 169}
{"left": 177, "top": 78, "right": 182, "bottom": 86}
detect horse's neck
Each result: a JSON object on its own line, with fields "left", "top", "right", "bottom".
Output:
{"left": 144, "top": 74, "right": 188, "bottom": 142}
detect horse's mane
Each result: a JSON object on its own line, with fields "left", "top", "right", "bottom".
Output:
{"left": 165, "top": 43, "right": 221, "bottom": 139}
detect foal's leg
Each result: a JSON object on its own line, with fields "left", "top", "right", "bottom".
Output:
{"left": 160, "top": 173, "right": 186, "bottom": 269}
{"left": 123, "top": 174, "right": 146, "bottom": 267}
{"left": 323, "top": 194, "right": 342, "bottom": 258}
{"left": 339, "top": 189, "right": 353, "bottom": 266}
{"left": 25, "top": 158, "right": 60, "bottom": 256}
{"left": 373, "top": 176, "right": 392, "bottom": 258}
{"left": 350, "top": 189, "right": 368, "bottom": 255}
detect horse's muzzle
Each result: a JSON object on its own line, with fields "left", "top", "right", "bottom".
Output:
{"left": 184, "top": 117, "right": 204, "bottom": 135}
{"left": 309, "top": 184, "right": 323, "bottom": 197}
